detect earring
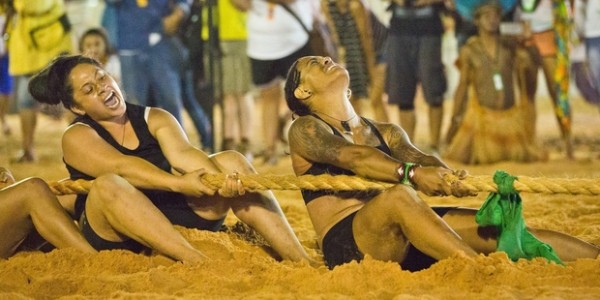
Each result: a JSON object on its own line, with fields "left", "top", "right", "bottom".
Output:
{"left": 346, "top": 89, "right": 352, "bottom": 99}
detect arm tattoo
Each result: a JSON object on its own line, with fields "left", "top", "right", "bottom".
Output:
{"left": 384, "top": 124, "right": 428, "bottom": 164}
{"left": 289, "top": 117, "right": 344, "bottom": 164}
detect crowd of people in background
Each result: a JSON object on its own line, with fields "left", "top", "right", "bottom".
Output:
{"left": 2, "top": 0, "right": 598, "bottom": 166}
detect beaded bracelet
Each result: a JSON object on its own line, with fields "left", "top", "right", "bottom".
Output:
{"left": 396, "top": 162, "right": 420, "bottom": 187}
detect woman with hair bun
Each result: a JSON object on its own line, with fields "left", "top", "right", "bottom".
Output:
{"left": 284, "top": 55, "right": 600, "bottom": 271}
{"left": 28, "top": 55, "right": 316, "bottom": 265}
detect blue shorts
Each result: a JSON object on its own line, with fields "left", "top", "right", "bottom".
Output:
{"left": 385, "top": 34, "right": 446, "bottom": 109}
{"left": 321, "top": 206, "right": 455, "bottom": 271}
{"left": 0, "top": 55, "right": 12, "bottom": 95}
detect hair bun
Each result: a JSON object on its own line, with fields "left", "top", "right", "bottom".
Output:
{"left": 28, "top": 64, "right": 61, "bottom": 105}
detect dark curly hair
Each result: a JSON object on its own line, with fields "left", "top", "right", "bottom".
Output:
{"left": 28, "top": 55, "right": 101, "bottom": 109}
{"left": 284, "top": 59, "right": 311, "bottom": 117}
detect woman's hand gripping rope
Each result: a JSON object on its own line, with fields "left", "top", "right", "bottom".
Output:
{"left": 217, "top": 171, "right": 246, "bottom": 198}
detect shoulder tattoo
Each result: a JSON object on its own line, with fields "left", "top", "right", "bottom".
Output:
{"left": 289, "top": 117, "right": 341, "bottom": 163}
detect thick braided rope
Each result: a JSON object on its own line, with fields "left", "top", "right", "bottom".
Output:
{"left": 46, "top": 174, "right": 600, "bottom": 196}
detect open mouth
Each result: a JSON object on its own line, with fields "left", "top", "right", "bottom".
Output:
{"left": 104, "top": 91, "right": 119, "bottom": 108}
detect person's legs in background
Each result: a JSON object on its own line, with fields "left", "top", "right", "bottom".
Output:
{"left": 148, "top": 39, "right": 184, "bottom": 123}
{"left": 221, "top": 41, "right": 254, "bottom": 159}
{"left": 586, "top": 36, "right": 600, "bottom": 113}
{"left": 529, "top": 30, "right": 573, "bottom": 159}
{"left": 118, "top": 52, "right": 150, "bottom": 106}
{"left": 237, "top": 92, "right": 254, "bottom": 159}
{"left": 369, "top": 62, "right": 389, "bottom": 122}
{"left": 419, "top": 35, "right": 447, "bottom": 153}
{"left": 386, "top": 34, "right": 418, "bottom": 141}
{"left": 257, "top": 81, "right": 283, "bottom": 165}
{"left": 515, "top": 46, "right": 540, "bottom": 141}
{"left": 539, "top": 54, "right": 573, "bottom": 159}
{"left": 0, "top": 92, "right": 9, "bottom": 136}
{"left": 250, "top": 44, "right": 310, "bottom": 165}
{"left": 0, "top": 54, "right": 12, "bottom": 136}
{"left": 181, "top": 68, "right": 214, "bottom": 152}
{"left": 168, "top": 36, "right": 214, "bottom": 152}
{"left": 13, "top": 75, "right": 37, "bottom": 163}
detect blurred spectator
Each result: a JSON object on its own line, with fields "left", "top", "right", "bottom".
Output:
{"left": 105, "top": 0, "right": 213, "bottom": 151}
{"left": 79, "top": 27, "right": 121, "bottom": 84}
{"left": 444, "top": 2, "right": 546, "bottom": 164}
{"left": 321, "top": 0, "right": 389, "bottom": 122}
{"left": 573, "top": 0, "right": 600, "bottom": 111}
{"left": 385, "top": 0, "right": 448, "bottom": 154}
{"left": 241, "top": 0, "right": 315, "bottom": 165}
{"left": 0, "top": 6, "right": 12, "bottom": 136}
{"left": 6, "top": 0, "right": 73, "bottom": 162}
{"left": 513, "top": 0, "right": 574, "bottom": 158}
{"left": 205, "top": 0, "right": 254, "bottom": 158}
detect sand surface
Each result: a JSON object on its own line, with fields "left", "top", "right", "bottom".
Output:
{"left": 1, "top": 96, "right": 600, "bottom": 299}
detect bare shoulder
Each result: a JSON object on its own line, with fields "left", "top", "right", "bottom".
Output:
{"left": 288, "top": 115, "right": 345, "bottom": 163}
{"left": 146, "top": 107, "right": 181, "bottom": 133}
{"left": 289, "top": 116, "right": 333, "bottom": 140}
{"left": 63, "top": 122, "right": 95, "bottom": 142}
{"left": 288, "top": 116, "right": 333, "bottom": 145}
{"left": 147, "top": 107, "right": 174, "bottom": 122}
{"left": 62, "top": 122, "right": 111, "bottom": 152}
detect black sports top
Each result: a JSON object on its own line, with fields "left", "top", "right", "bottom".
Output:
{"left": 300, "top": 115, "right": 392, "bottom": 204}
{"left": 66, "top": 102, "right": 174, "bottom": 219}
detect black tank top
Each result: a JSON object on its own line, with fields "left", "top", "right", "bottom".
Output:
{"left": 300, "top": 115, "right": 392, "bottom": 204}
{"left": 66, "top": 102, "right": 174, "bottom": 218}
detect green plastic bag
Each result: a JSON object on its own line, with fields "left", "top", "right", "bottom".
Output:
{"left": 475, "top": 171, "right": 563, "bottom": 264}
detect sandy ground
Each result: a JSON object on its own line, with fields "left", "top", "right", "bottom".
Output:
{"left": 1, "top": 94, "right": 600, "bottom": 299}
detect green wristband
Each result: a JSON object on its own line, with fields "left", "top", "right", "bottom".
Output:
{"left": 401, "top": 162, "right": 419, "bottom": 187}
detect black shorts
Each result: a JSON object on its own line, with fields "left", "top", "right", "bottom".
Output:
{"left": 385, "top": 34, "right": 446, "bottom": 109}
{"left": 321, "top": 206, "right": 455, "bottom": 271}
{"left": 80, "top": 191, "right": 225, "bottom": 252}
{"left": 250, "top": 43, "right": 312, "bottom": 86}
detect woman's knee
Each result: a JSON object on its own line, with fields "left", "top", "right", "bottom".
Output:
{"left": 211, "top": 150, "right": 255, "bottom": 173}
{"left": 361, "top": 185, "right": 423, "bottom": 219}
{"left": 379, "top": 185, "right": 419, "bottom": 207}
{"left": 0, "top": 178, "right": 54, "bottom": 211}
{"left": 16, "top": 177, "right": 54, "bottom": 199}
{"left": 88, "top": 174, "right": 135, "bottom": 206}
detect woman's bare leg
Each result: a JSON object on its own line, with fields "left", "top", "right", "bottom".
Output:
{"left": 0, "top": 177, "right": 96, "bottom": 258}
{"left": 209, "top": 151, "right": 316, "bottom": 264}
{"left": 223, "top": 93, "right": 240, "bottom": 149}
{"left": 258, "top": 82, "right": 282, "bottom": 164}
{"left": 540, "top": 56, "right": 574, "bottom": 159}
{"left": 441, "top": 208, "right": 600, "bottom": 261}
{"left": 18, "top": 108, "right": 37, "bottom": 162}
{"left": 0, "top": 94, "right": 11, "bottom": 135}
{"left": 84, "top": 174, "right": 206, "bottom": 263}
{"left": 369, "top": 63, "right": 390, "bottom": 122}
{"left": 353, "top": 185, "right": 478, "bottom": 263}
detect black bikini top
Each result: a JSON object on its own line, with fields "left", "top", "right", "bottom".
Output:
{"left": 300, "top": 114, "right": 392, "bottom": 204}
